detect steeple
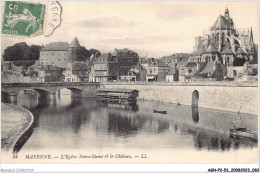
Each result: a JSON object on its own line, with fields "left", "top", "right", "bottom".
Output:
{"left": 225, "top": 7, "right": 229, "bottom": 20}
{"left": 69, "top": 36, "right": 81, "bottom": 48}
{"left": 249, "top": 27, "right": 254, "bottom": 44}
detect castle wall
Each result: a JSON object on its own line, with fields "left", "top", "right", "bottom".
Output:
{"left": 39, "top": 51, "right": 69, "bottom": 68}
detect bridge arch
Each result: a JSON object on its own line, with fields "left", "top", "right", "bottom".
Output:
{"left": 56, "top": 87, "right": 84, "bottom": 97}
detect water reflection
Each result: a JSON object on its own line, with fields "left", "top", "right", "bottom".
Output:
{"left": 2, "top": 93, "right": 257, "bottom": 151}
{"left": 191, "top": 106, "right": 199, "bottom": 123}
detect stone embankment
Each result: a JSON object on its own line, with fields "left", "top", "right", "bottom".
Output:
{"left": 101, "top": 81, "right": 258, "bottom": 115}
{"left": 1, "top": 103, "right": 34, "bottom": 154}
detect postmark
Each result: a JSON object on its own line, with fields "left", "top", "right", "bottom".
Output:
{"left": 2, "top": 1, "right": 62, "bottom": 37}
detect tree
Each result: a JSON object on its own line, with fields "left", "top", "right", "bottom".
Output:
{"left": 76, "top": 46, "right": 90, "bottom": 61}
{"left": 3, "top": 42, "right": 30, "bottom": 61}
{"left": 89, "top": 48, "right": 101, "bottom": 57}
{"left": 233, "top": 57, "right": 246, "bottom": 66}
{"left": 30, "top": 45, "right": 42, "bottom": 60}
{"left": 75, "top": 47, "right": 101, "bottom": 62}
{"left": 3, "top": 42, "right": 42, "bottom": 69}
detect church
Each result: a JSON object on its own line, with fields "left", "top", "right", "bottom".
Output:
{"left": 190, "top": 7, "right": 257, "bottom": 66}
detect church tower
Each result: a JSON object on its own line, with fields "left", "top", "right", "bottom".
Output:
{"left": 68, "top": 37, "right": 81, "bottom": 63}
{"left": 225, "top": 7, "right": 229, "bottom": 20}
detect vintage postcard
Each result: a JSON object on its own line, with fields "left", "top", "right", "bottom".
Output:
{"left": 1, "top": 0, "right": 259, "bottom": 172}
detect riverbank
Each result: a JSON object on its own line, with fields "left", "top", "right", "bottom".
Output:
{"left": 1, "top": 103, "right": 34, "bottom": 154}
{"left": 102, "top": 82, "right": 258, "bottom": 115}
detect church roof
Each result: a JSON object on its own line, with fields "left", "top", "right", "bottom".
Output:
{"left": 221, "top": 48, "right": 233, "bottom": 54}
{"left": 69, "top": 37, "right": 81, "bottom": 48}
{"left": 211, "top": 15, "right": 233, "bottom": 30}
{"left": 204, "top": 44, "right": 218, "bottom": 54}
{"left": 236, "top": 48, "right": 247, "bottom": 55}
{"left": 42, "top": 42, "right": 69, "bottom": 51}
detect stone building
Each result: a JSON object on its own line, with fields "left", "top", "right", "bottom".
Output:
{"left": 146, "top": 58, "right": 170, "bottom": 82}
{"left": 39, "top": 37, "right": 81, "bottom": 68}
{"left": 112, "top": 48, "right": 139, "bottom": 78}
{"left": 36, "top": 65, "right": 63, "bottom": 82}
{"left": 166, "top": 66, "right": 179, "bottom": 82}
{"left": 63, "top": 62, "right": 89, "bottom": 82}
{"left": 90, "top": 53, "right": 118, "bottom": 82}
{"left": 190, "top": 7, "right": 256, "bottom": 66}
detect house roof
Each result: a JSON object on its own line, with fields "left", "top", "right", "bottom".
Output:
{"left": 200, "top": 61, "right": 227, "bottom": 77}
{"left": 186, "top": 62, "right": 197, "bottom": 68}
{"left": 112, "top": 48, "right": 137, "bottom": 56}
{"left": 194, "top": 62, "right": 207, "bottom": 76}
{"left": 166, "top": 68, "right": 176, "bottom": 75}
{"left": 42, "top": 42, "right": 69, "bottom": 51}
{"left": 148, "top": 59, "right": 169, "bottom": 67}
{"left": 69, "top": 37, "right": 81, "bottom": 48}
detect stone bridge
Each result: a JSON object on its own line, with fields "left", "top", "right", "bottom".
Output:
{"left": 1, "top": 82, "right": 100, "bottom": 102}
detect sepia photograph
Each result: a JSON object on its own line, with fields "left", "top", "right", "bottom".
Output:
{"left": 1, "top": 0, "right": 259, "bottom": 172}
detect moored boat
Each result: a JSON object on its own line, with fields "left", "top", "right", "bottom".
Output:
{"left": 153, "top": 110, "right": 167, "bottom": 114}
{"left": 230, "top": 128, "right": 258, "bottom": 140}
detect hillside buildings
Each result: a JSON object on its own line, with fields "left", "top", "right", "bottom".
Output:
{"left": 90, "top": 48, "right": 139, "bottom": 82}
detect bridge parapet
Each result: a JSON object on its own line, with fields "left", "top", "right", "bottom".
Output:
{"left": 1, "top": 82, "right": 100, "bottom": 99}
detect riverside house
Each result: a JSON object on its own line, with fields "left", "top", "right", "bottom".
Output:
{"left": 146, "top": 58, "right": 170, "bottom": 82}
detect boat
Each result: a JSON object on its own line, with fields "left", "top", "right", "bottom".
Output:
{"left": 97, "top": 88, "right": 139, "bottom": 104}
{"left": 153, "top": 110, "right": 167, "bottom": 114}
{"left": 230, "top": 128, "right": 258, "bottom": 140}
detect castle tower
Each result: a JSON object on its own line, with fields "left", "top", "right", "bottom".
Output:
{"left": 68, "top": 37, "right": 81, "bottom": 63}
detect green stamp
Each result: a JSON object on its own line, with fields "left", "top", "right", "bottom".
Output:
{"left": 2, "top": 1, "right": 46, "bottom": 37}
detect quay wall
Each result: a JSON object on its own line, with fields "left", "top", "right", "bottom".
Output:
{"left": 101, "top": 82, "right": 258, "bottom": 115}
{"left": 1, "top": 103, "right": 34, "bottom": 156}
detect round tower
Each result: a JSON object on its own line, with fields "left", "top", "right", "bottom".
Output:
{"left": 68, "top": 37, "right": 81, "bottom": 63}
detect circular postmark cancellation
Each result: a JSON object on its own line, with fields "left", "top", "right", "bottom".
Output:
{"left": 2, "top": 1, "right": 62, "bottom": 37}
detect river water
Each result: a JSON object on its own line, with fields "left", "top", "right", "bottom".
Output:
{"left": 3, "top": 89, "right": 258, "bottom": 163}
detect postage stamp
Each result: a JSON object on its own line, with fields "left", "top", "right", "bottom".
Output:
{"left": 2, "top": 1, "right": 46, "bottom": 37}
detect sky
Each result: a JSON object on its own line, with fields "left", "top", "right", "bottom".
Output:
{"left": 1, "top": 1, "right": 258, "bottom": 58}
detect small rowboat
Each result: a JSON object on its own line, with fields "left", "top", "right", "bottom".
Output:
{"left": 153, "top": 110, "right": 167, "bottom": 114}
{"left": 230, "top": 128, "right": 258, "bottom": 140}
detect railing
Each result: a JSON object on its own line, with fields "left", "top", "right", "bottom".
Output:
{"left": 101, "top": 81, "right": 258, "bottom": 87}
